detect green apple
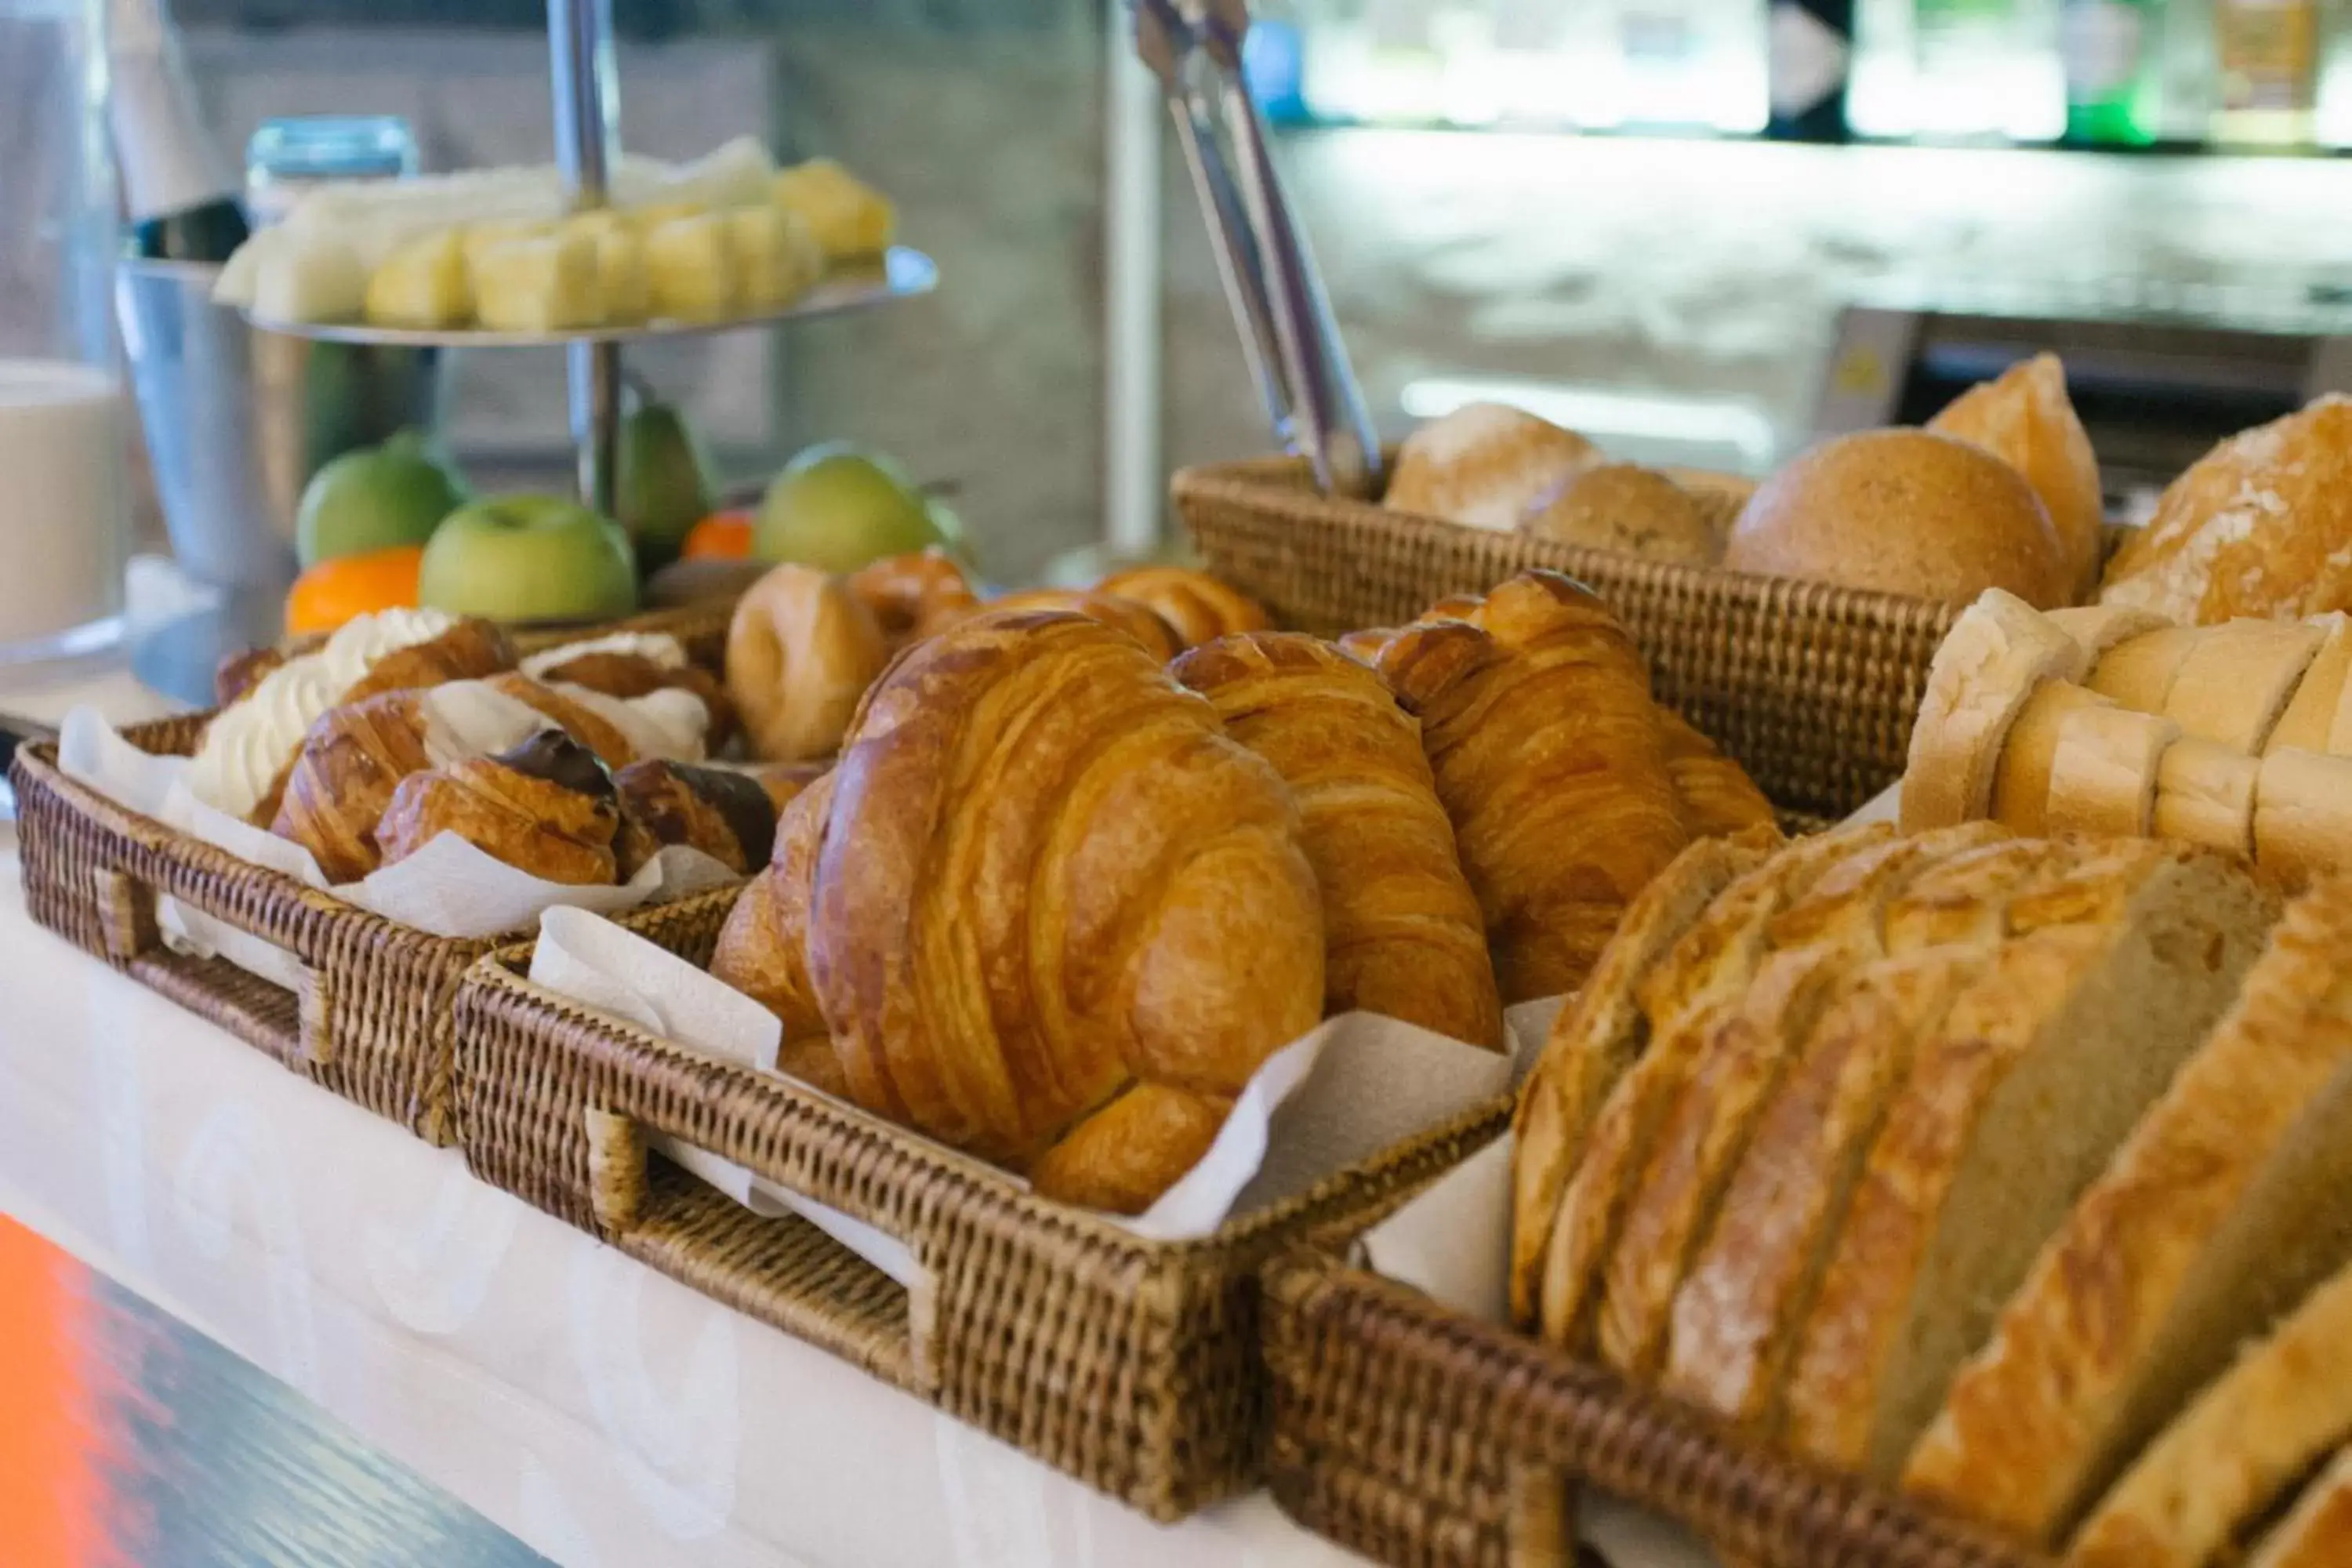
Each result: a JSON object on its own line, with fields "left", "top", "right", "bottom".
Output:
{"left": 617, "top": 399, "right": 715, "bottom": 571}
{"left": 419, "top": 493, "right": 638, "bottom": 623}
{"left": 296, "top": 428, "right": 469, "bottom": 568}
{"left": 753, "top": 443, "right": 949, "bottom": 573}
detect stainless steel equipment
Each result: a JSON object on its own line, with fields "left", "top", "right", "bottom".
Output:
{"left": 114, "top": 256, "right": 445, "bottom": 591}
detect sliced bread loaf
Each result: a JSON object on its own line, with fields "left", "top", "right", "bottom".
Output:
{"left": 2248, "top": 1447, "right": 2352, "bottom": 1568}
{"left": 1904, "top": 875, "right": 2352, "bottom": 1542}
{"left": 1660, "top": 839, "right": 2094, "bottom": 1431}
{"left": 2266, "top": 613, "right": 2352, "bottom": 756}
{"left": 1902, "top": 590, "right": 2088, "bottom": 833}
{"left": 1781, "top": 847, "right": 2277, "bottom": 1480}
{"left": 1510, "top": 829, "right": 1781, "bottom": 1325}
{"left": 1592, "top": 825, "right": 2009, "bottom": 1377}
{"left": 2161, "top": 619, "right": 2327, "bottom": 753}
{"left": 1992, "top": 681, "right": 2113, "bottom": 835}
{"left": 2153, "top": 739, "right": 2260, "bottom": 858}
{"left": 2046, "top": 604, "right": 2169, "bottom": 663}
{"left": 2256, "top": 749, "right": 2352, "bottom": 890}
{"left": 2089, "top": 626, "right": 2204, "bottom": 713}
{"left": 2045, "top": 706, "right": 2181, "bottom": 837}
{"left": 1533, "top": 825, "right": 1915, "bottom": 1347}
{"left": 2063, "top": 1258, "right": 2352, "bottom": 1568}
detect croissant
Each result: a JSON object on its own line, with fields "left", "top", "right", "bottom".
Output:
{"left": 985, "top": 589, "right": 1184, "bottom": 662}
{"left": 1656, "top": 710, "right": 1777, "bottom": 838}
{"left": 723, "top": 609, "right": 1323, "bottom": 1212}
{"left": 1095, "top": 566, "right": 1272, "bottom": 650}
{"left": 270, "top": 690, "right": 437, "bottom": 883}
{"left": 1172, "top": 631, "right": 1503, "bottom": 1047}
{"left": 528, "top": 650, "right": 739, "bottom": 750}
{"left": 845, "top": 547, "right": 980, "bottom": 648}
{"left": 710, "top": 771, "right": 834, "bottom": 1044}
{"left": 613, "top": 759, "right": 779, "bottom": 878}
{"left": 343, "top": 617, "right": 517, "bottom": 702}
{"left": 1336, "top": 626, "right": 1400, "bottom": 665}
{"left": 1380, "top": 571, "right": 1690, "bottom": 1001}
{"left": 726, "top": 563, "right": 892, "bottom": 761}
{"left": 376, "top": 730, "right": 620, "bottom": 884}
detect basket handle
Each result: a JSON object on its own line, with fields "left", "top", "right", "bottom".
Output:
{"left": 93, "top": 866, "right": 338, "bottom": 1067}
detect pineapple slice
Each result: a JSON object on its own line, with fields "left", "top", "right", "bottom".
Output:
{"left": 460, "top": 219, "right": 554, "bottom": 288}
{"left": 642, "top": 212, "right": 739, "bottom": 324}
{"left": 364, "top": 229, "right": 471, "bottom": 328}
{"left": 561, "top": 211, "right": 649, "bottom": 325}
{"left": 472, "top": 230, "right": 604, "bottom": 333}
{"left": 624, "top": 198, "right": 706, "bottom": 236}
{"left": 727, "top": 205, "right": 821, "bottom": 314}
{"left": 249, "top": 234, "right": 368, "bottom": 324}
{"left": 770, "top": 158, "right": 894, "bottom": 260}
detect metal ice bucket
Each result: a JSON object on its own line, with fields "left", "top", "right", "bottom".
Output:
{"left": 115, "top": 257, "right": 446, "bottom": 591}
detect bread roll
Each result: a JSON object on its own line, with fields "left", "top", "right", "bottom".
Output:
{"left": 1901, "top": 588, "right": 2089, "bottom": 833}
{"left": 2161, "top": 619, "right": 2326, "bottom": 752}
{"left": 1384, "top": 402, "right": 1597, "bottom": 532}
{"left": 1521, "top": 463, "right": 1718, "bottom": 564}
{"left": 1725, "top": 429, "right": 2071, "bottom": 609}
{"left": 2152, "top": 739, "right": 2260, "bottom": 857}
{"left": 725, "top": 563, "right": 891, "bottom": 762}
{"left": 2255, "top": 748, "right": 2352, "bottom": 889}
{"left": 2269, "top": 612, "right": 2352, "bottom": 756}
{"left": 1929, "top": 353, "right": 2106, "bottom": 599}
{"left": 2100, "top": 394, "right": 2352, "bottom": 623}
{"left": 1906, "top": 875, "right": 2352, "bottom": 1546}
{"left": 2045, "top": 706, "right": 2180, "bottom": 838}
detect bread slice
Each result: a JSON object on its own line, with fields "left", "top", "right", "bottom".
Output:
{"left": 2089, "top": 626, "right": 2204, "bottom": 713}
{"left": 1509, "top": 829, "right": 1780, "bottom": 1326}
{"left": 2045, "top": 706, "right": 2180, "bottom": 837}
{"left": 2256, "top": 749, "right": 2352, "bottom": 890}
{"left": 1905, "top": 876, "right": 2350, "bottom": 1543}
{"left": 2266, "top": 613, "right": 2352, "bottom": 756}
{"left": 1661, "top": 840, "right": 2093, "bottom": 1432}
{"left": 2063, "top": 1259, "right": 2352, "bottom": 1568}
{"left": 1588, "top": 822, "right": 2009, "bottom": 1376}
{"left": 1780, "top": 847, "right": 2277, "bottom": 1481}
{"left": 1901, "top": 590, "right": 2089, "bottom": 833}
{"left": 2045, "top": 604, "right": 2169, "bottom": 662}
{"left": 2249, "top": 1447, "right": 2352, "bottom": 1568}
{"left": 1531, "top": 824, "right": 1907, "bottom": 1346}
{"left": 2153, "top": 739, "right": 2260, "bottom": 857}
{"left": 2162, "top": 619, "right": 2327, "bottom": 753}
{"left": 1991, "top": 681, "right": 2112, "bottom": 835}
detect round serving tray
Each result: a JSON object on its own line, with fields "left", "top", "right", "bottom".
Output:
{"left": 241, "top": 245, "right": 938, "bottom": 347}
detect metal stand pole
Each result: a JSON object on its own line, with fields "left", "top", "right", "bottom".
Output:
{"left": 548, "top": 0, "right": 620, "bottom": 514}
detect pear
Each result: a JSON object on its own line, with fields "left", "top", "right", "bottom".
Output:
{"left": 616, "top": 396, "right": 715, "bottom": 570}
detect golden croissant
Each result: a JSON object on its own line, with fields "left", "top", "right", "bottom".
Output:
{"left": 1095, "top": 565, "right": 1272, "bottom": 650}
{"left": 270, "top": 689, "right": 438, "bottom": 883}
{"left": 1173, "top": 630, "right": 1503, "bottom": 1047}
{"left": 1381, "top": 570, "right": 1692, "bottom": 1001}
{"left": 715, "top": 607, "right": 1324, "bottom": 1213}
{"left": 376, "top": 730, "right": 620, "bottom": 884}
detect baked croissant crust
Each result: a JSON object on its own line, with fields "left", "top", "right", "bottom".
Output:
{"left": 529, "top": 651, "right": 738, "bottom": 750}
{"left": 1380, "top": 571, "right": 1692, "bottom": 1001}
{"left": 746, "top": 760, "right": 827, "bottom": 815}
{"left": 845, "top": 547, "right": 980, "bottom": 648}
{"left": 1095, "top": 566, "right": 1272, "bottom": 650}
{"left": 613, "top": 759, "right": 779, "bottom": 878}
{"left": 344, "top": 617, "right": 517, "bottom": 703}
{"left": 1657, "top": 710, "right": 1778, "bottom": 838}
{"left": 1173, "top": 630, "right": 1504, "bottom": 1047}
{"left": 376, "top": 730, "right": 620, "bottom": 884}
{"left": 710, "top": 771, "right": 835, "bottom": 1044}
{"left": 724, "top": 608, "right": 1323, "bottom": 1211}
{"left": 985, "top": 589, "right": 1184, "bottom": 662}
{"left": 726, "top": 563, "right": 892, "bottom": 762}
{"left": 269, "top": 689, "right": 437, "bottom": 883}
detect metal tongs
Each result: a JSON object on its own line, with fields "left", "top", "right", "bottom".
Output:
{"left": 1134, "top": 0, "right": 1382, "bottom": 498}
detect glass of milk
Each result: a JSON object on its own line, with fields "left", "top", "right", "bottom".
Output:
{"left": 0, "top": 0, "right": 129, "bottom": 661}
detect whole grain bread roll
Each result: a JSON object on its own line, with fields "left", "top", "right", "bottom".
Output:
{"left": 1725, "top": 429, "right": 2073, "bottom": 609}
{"left": 2100, "top": 394, "right": 2352, "bottom": 623}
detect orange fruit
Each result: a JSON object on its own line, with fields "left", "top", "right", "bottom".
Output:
{"left": 285, "top": 544, "right": 424, "bottom": 636}
{"left": 681, "top": 511, "right": 754, "bottom": 561}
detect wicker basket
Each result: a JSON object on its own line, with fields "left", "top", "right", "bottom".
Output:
{"left": 1262, "top": 1244, "right": 2058, "bottom": 1568}
{"left": 1174, "top": 454, "right": 1962, "bottom": 820}
{"left": 9, "top": 600, "right": 735, "bottom": 1145}
{"left": 452, "top": 886, "right": 1511, "bottom": 1520}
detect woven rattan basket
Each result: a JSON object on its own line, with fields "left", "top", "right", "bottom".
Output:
{"left": 452, "top": 885, "right": 1511, "bottom": 1520}
{"left": 9, "top": 600, "right": 734, "bottom": 1145}
{"left": 1262, "top": 1245, "right": 2058, "bottom": 1568}
{"left": 1174, "top": 454, "right": 1965, "bottom": 821}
